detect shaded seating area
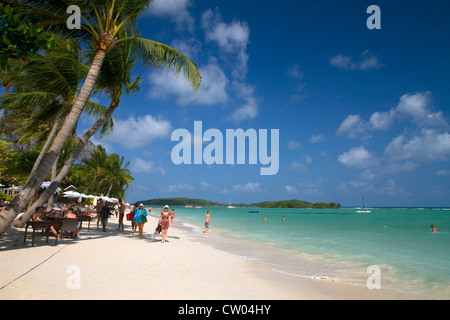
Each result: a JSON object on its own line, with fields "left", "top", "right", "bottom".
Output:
{"left": 23, "top": 208, "right": 94, "bottom": 246}
{"left": 23, "top": 220, "right": 62, "bottom": 246}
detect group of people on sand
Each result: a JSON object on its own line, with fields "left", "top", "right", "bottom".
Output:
{"left": 30, "top": 197, "right": 214, "bottom": 242}
{"left": 126, "top": 203, "right": 175, "bottom": 242}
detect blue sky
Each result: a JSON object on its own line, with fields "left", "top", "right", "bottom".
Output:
{"left": 81, "top": 0, "right": 450, "bottom": 207}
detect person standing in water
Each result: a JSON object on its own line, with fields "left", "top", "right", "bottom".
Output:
{"left": 204, "top": 210, "right": 211, "bottom": 234}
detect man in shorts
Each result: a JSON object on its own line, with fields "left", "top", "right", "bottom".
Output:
{"left": 204, "top": 210, "right": 211, "bottom": 234}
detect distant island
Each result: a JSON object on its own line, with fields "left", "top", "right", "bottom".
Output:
{"left": 137, "top": 197, "right": 341, "bottom": 209}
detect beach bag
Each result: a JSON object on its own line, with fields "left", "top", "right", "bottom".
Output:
{"left": 156, "top": 223, "right": 161, "bottom": 233}
{"left": 126, "top": 212, "right": 133, "bottom": 221}
{"left": 142, "top": 215, "right": 147, "bottom": 223}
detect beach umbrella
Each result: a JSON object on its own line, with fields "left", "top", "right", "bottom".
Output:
{"left": 41, "top": 181, "right": 61, "bottom": 192}
{"left": 62, "top": 191, "right": 78, "bottom": 198}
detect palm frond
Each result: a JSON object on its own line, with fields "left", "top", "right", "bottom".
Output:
{"left": 120, "top": 37, "right": 201, "bottom": 91}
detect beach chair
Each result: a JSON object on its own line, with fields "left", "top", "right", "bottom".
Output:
{"left": 60, "top": 218, "right": 79, "bottom": 240}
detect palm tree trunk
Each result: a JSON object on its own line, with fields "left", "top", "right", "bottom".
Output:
{"left": 25, "top": 112, "right": 63, "bottom": 186}
{"left": 83, "top": 171, "right": 99, "bottom": 194}
{"left": 45, "top": 154, "right": 59, "bottom": 212}
{"left": 13, "top": 101, "right": 118, "bottom": 227}
{"left": 0, "top": 49, "right": 108, "bottom": 234}
{"left": 106, "top": 182, "right": 113, "bottom": 197}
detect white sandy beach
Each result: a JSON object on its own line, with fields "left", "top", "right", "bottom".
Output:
{"left": 0, "top": 215, "right": 389, "bottom": 300}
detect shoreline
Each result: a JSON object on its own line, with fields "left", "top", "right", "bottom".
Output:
{"left": 0, "top": 215, "right": 401, "bottom": 300}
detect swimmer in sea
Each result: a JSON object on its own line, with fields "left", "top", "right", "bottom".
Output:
{"left": 431, "top": 225, "right": 437, "bottom": 233}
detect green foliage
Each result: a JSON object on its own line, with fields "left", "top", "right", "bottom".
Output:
{"left": 140, "top": 198, "right": 224, "bottom": 207}
{"left": 0, "top": 3, "right": 55, "bottom": 67}
{"left": 137, "top": 197, "right": 341, "bottom": 209}
{"left": 0, "top": 134, "right": 17, "bottom": 173}
{"left": 0, "top": 192, "right": 13, "bottom": 201}
{"left": 255, "top": 200, "right": 341, "bottom": 209}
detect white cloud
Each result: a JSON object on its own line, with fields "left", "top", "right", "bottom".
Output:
{"left": 369, "top": 110, "right": 395, "bottom": 130}
{"left": 287, "top": 140, "right": 301, "bottom": 150}
{"left": 337, "top": 114, "right": 370, "bottom": 139}
{"left": 232, "top": 182, "right": 261, "bottom": 192}
{"left": 330, "top": 50, "right": 383, "bottom": 71}
{"left": 286, "top": 64, "right": 304, "bottom": 80}
{"left": 338, "top": 146, "right": 377, "bottom": 168}
{"left": 147, "top": 0, "right": 194, "bottom": 32}
{"left": 291, "top": 160, "right": 307, "bottom": 172}
{"left": 201, "top": 9, "right": 250, "bottom": 79}
{"left": 100, "top": 114, "right": 171, "bottom": 149}
{"left": 131, "top": 158, "right": 166, "bottom": 175}
{"left": 384, "top": 129, "right": 450, "bottom": 162}
{"left": 161, "top": 183, "right": 194, "bottom": 193}
{"left": 436, "top": 170, "right": 450, "bottom": 176}
{"left": 299, "top": 178, "right": 324, "bottom": 195}
{"left": 308, "top": 134, "right": 324, "bottom": 143}
{"left": 284, "top": 186, "right": 298, "bottom": 194}
{"left": 396, "top": 92, "right": 448, "bottom": 128}
{"left": 377, "top": 179, "right": 403, "bottom": 196}
{"left": 337, "top": 92, "right": 448, "bottom": 139}
{"left": 228, "top": 97, "right": 258, "bottom": 122}
{"left": 148, "top": 57, "right": 229, "bottom": 107}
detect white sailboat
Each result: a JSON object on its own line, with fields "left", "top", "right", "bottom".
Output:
{"left": 356, "top": 196, "right": 371, "bottom": 213}
{"left": 227, "top": 200, "right": 235, "bottom": 209}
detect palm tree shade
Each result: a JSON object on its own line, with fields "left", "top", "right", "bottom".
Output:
{"left": 0, "top": 0, "right": 202, "bottom": 234}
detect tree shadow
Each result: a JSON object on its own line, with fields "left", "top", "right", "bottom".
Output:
{"left": 0, "top": 218, "right": 184, "bottom": 252}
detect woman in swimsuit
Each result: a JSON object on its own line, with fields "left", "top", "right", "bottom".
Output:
{"left": 159, "top": 205, "right": 171, "bottom": 243}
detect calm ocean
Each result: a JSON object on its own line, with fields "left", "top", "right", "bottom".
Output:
{"left": 158, "top": 206, "right": 450, "bottom": 299}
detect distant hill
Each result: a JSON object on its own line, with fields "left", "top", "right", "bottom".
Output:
{"left": 139, "top": 197, "right": 224, "bottom": 207}
{"left": 136, "top": 197, "right": 340, "bottom": 209}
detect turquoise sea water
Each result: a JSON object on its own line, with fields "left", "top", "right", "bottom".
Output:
{"left": 164, "top": 206, "right": 449, "bottom": 299}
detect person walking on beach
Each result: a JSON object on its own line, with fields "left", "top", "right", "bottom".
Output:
{"left": 100, "top": 202, "right": 112, "bottom": 232}
{"left": 117, "top": 199, "right": 126, "bottom": 231}
{"left": 170, "top": 208, "right": 175, "bottom": 226}
{"left": 159, "top": 205, "right": 171, "bottom": 243}
{"left": 96, "top": 198, "right": 104, "bottom": 230}
{"left": 133, "top": 203, "right": 148, "bottom": 239}
{"left": 204, "top": 210, "right": 211, "bottom": 234}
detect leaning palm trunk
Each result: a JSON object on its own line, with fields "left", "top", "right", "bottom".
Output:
{"left": 25, "top": 112, "right": 63, "bottom": 186}
{"left": 0, "top": 48, "right": 110, "bottom": 234}
{"left": 45, "top": 154, "right": 59, "bottom": 212}
{"left": 12, "top": 101, "right": 118, "bottom": 227}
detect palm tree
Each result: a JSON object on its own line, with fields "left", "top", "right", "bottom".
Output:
{"left": 0, "top": 37, "right": 111, "bottom": 186}
{"left": 1, "top": 0, "right": 201, "bottom": 234}
{"left": 97, "top": 153, "right": 133, "bottom": 197}
{"left": 81, "top": 144, "right": 107, "bottom": 193}
{"left": 13, "top": 30, "right": 144, "bottom": 226}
